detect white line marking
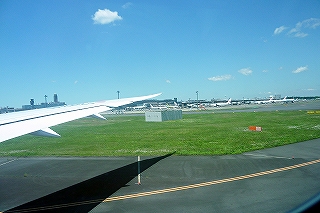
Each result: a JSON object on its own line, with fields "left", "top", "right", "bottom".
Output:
{"left": 243, "top": 153, "right": 291, "bottom": 159}
{"left": 0, "top": 159, "right": 17, "bottom": 167}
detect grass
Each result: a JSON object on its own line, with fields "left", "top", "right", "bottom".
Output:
{"left": 0, "top": 110, "right": 320, "bottom": 157}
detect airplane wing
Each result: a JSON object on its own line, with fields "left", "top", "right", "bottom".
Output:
{"left": 0, "top": 93, "right": 161, "bottom": 143}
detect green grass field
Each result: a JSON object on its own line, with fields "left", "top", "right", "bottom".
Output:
{"left": 1, "top": 110, "right": 320, "bottom": 157}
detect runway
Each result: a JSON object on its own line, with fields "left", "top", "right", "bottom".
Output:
{"left": 1, "top": 139, "right": 320, "bottom": 212}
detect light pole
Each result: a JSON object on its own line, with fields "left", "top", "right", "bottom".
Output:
{"left": 117, "top": 91, "right": 120, "bottom": 99}
{"left": 196, "top": 91, "right": 199, "bottom": 109}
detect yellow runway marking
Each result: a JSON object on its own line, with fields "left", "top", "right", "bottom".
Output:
{"left": 1, "top": 159, "right": 319, "bottom": 212}
{"left": 104, "top": 158, "right": 320, "bottom": 202}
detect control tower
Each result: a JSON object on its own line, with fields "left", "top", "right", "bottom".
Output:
{"left": 54, "top": 94, "right": 58, "bottom": 103}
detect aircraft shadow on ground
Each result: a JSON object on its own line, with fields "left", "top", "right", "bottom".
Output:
{"left": 5, "top": 153, "right": 173, "bottom": 213}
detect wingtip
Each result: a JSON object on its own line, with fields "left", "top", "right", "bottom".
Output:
{"left": 151, "top": 93, "right": 162, "bottom": 98}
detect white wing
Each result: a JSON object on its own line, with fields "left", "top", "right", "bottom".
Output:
{"left": 0, "top": 93, "right": 161, "bottom": 143}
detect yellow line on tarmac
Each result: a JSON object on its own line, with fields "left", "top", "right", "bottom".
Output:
{"left": 104, "top": 158, "right": 320, "bottom": 202}
{"left": 1, "top": 159, "right": 319, "bottom": 212}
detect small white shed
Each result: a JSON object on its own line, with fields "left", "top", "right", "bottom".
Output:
{"left": 145, "top": 110, "right": 182, "bottom": 122}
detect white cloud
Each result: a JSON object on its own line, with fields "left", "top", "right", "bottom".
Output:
{"left": 288, "top": 27, "right": 308, "bottom": 38}
{"left": 122, "top": 2, "right": 133, "bottom": 9}
{"left": 274, "top": 26, "right": 287, "bottom": 35}
{"left": 208, "top": 75, "right": 232, "bottom": 81}
{"left": 238, "top": 68, "right": 252, "bottom": 75}
{"left": 166, "top": 80, "right": 171, "bottom": 83}
{"left": 274, "top": 18, "right": 320, "bottom": 38}
{"left": 299, "top": 18, "right": 320, "bottom": 29}
{"left": 288, "top": 18, "right": 320, "bottom": 38}
{"left": 92, "top": 9, "right": 122, "bottom": 25}
{"left": 292, "top": 66, "right": 308, "bottom": 73}
{"left": 291, "top": 31, "right": 308, "bottom": 38}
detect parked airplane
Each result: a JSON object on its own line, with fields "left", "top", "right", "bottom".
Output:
{"left": 213, "top": 98, "right": 232, "bottom": 107}
{"left": 166, "top": 102, "right": 180, "bottom": 109}
{"left": 254, "top": 97, "right": 274, "bottom": 104}
{"left": 272, "top": 96, "right": 296, "bottom": 103}
{"left": 283, "top": 97, "right": 296, "bottom": 103}
{"left": 130, "top": 103, "right": 150, "bottom": 111}
{"left": 186, "top": 103, "right": 198, "bottom": 108}
{"left": 150, "top": 103, "right": 168, "bottom": 110}
{"left": 0, "top": 93, "right": 161, "bottom": 143}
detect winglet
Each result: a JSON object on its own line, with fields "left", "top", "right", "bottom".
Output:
{"left": 31, "top": 128, "right": 61, "bottom": 137}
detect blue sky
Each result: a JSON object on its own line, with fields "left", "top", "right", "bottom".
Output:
{"left": 1, "top": 0, "right": 320, "bottom": 108}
